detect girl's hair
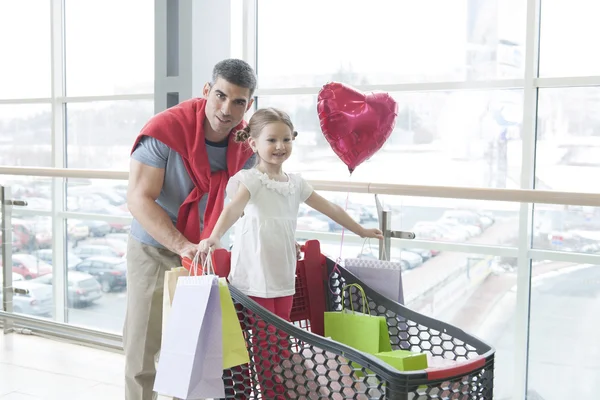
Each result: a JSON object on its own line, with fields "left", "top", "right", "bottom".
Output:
{"left": 234, "top": 107, "right": 298, "bottom": 142}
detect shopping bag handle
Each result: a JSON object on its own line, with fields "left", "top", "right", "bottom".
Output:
{"left": 341, "top": 283, "right": 370, "bottom": 315}
{"left": 360, "top": 237, "right": 387, "bottom": 260}
{"left": 181, "top": 248, "right": 215, "bottom": 276}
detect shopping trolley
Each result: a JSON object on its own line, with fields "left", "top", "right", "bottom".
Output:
{"left": 212, "top": 240, "right": 495, "bottom": 399}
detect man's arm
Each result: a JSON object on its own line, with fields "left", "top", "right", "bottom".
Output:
{"left": 127, "top": 159, "right": 196, "bottom": 259}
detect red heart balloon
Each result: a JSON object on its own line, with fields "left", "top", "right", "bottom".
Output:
{"left": 317, "top": 82, "right": 398, "bottom": 173}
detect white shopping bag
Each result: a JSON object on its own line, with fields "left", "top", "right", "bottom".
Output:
{"left": 154, "top": 251, "right": 225, "bottom": 399}
{"left": 344, "top": 257, "right": 404, "bottom": 304}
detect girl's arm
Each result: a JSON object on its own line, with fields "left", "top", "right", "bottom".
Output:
{"left": 210, "top": 185, "right": 251, "bottom": 240}
{"left": 304, "top": 191, "right": 383, "bottom": 239}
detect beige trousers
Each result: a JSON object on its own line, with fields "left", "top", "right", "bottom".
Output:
{"left": 123, "top": 235, "right": 180, "bottom": 400}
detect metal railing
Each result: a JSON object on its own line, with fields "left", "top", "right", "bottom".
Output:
{"left": 1, "top": 166, "right": 600, "bottom": 207}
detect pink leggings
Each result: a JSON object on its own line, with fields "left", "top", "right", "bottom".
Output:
{"left": 248, "top": 296, "right": 293, "bottom": 399}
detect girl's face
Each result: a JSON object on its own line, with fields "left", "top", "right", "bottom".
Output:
{"left": 249, "top": 122, "right": 294, "bottom": 167}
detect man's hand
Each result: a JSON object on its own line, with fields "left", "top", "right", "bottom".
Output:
{"left": 179, "top": 243, "right": 198, "bottom": 262}
{"left": 296, "top": 242, "right": 302, "bottom": 260}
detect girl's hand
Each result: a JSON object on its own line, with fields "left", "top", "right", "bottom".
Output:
{"left": 198, "top": 237, "right": 221, "bottom": 252}
{"left": 360, "top": 227, "right": 384, "bottom": 240}
{"left": 198, "top": 237, "right": 222, "bottom": 263}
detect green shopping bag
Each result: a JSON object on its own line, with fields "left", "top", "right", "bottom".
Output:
{"left": 374, "top": 350, "right": 428, "bottom": 371}
{"left": 219, "top": 278, "right": 250, "bottom": 369}
{"left": 324, "top": 283, "right": 392, "bottom": 355}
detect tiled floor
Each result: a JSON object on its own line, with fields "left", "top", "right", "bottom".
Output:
{"left": 0, "top": 331, "right": 170, "bottom": 399}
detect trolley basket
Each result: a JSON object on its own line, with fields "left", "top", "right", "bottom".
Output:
{"left": 216, "top": 240, "right": 494, "bottom": 399}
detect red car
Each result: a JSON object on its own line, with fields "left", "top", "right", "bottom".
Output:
{"left": 10, "top": 254, "right": 53, "bottom": 279}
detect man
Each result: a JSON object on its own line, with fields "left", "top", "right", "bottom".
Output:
{"left": 124, "top": 59, "right": 257, "bottom": 400}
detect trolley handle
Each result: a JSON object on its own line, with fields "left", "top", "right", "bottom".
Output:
{"left": 425, "top": 356, "right": 486, "bottom": 380}
{"left": 181, "top": 257, "right": 192, "bottom": 270}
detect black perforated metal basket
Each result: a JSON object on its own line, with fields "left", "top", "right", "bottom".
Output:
{"left": 217, "top": 240, "right": 495, "bottom": 399}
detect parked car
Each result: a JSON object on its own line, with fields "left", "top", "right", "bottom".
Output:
{"left": 67, "top": 220, "right": 90, "bottom": 242}
{"left": 393, "top": 250, "right": 424, "bottom": 270}
{"left": 6, "top": 253, "right": 53, "bottom": 280}
{"left": 0, "top": 279, "right": 53, "bottom": 317}
{"left": 78, "top": 238, "right": 126, "bottom": 257}
{"left": 33, "top": 271, "right": 102, "bottom": 307}
{"left": 31, "top": 249, "right": 82, "bottom": 270}
{"left": 73, "top": 256, "right": 127, "bottom": 292}
{"left": 0, "top": 218, "right": 50, "bottom": 252}
{"left": 414, "top": 222, "right": 469, "bottom": 242}
{"left": 70, "top": 220, "right": 111, "bottom": 238}
{"left": 72, "top": 244, "right": 123, "bottom": 260}
{"left": 402, "top": 248, "right": 433, "bottom": 262}
{"left": 105, "top": 233, "right": 129, "bottom": 242}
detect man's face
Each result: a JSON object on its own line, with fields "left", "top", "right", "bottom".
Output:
{"left": 203, "top": 77, "right": 254, "bottom": 136}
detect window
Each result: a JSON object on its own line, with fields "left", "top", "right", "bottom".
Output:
{"left": 64, "top": 0, "right": 154, "bottom": 96}
{"left": 0, "top": 1, "right": 51, "bottom": 99}
{"left": 257, "top": 0, "right": 526, "bottom": 87}
{"left": 527, "top": 261, "right": 600, "bottom": 399}
{"left": 258, "top": 89, "right": 523, "bottom": 187}
{"left": 65, "top": 101, "right": 154, "bottom": 169}
{"left": 539, "top": 0, "right": 600, "bottom": 77}
{"left": 535, "top": 87, "right": 600, "bottom": 193}
{"left": 534, "top": 204, "right": 600, "bottom": 254}
{"left": 0, "top": 105, "right": 52, "bottom": 167}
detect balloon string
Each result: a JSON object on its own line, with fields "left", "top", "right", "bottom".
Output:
{"left": 329, "top": 172, "right": 352, "bottom": 295}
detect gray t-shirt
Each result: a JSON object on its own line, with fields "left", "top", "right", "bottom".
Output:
{"left": 129, "top": 136, "right": 255, "bottom": 248}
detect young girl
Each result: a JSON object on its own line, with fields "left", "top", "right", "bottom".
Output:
{"left": 199, "top": 107, "right": 382, "bottom": 398}
{"left": 198, "top": 107, "right": 383, "bottom": 319}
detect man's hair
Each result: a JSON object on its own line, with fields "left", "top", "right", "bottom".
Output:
{"left": 212, "top": 59, "right": 258, "bottom": 97}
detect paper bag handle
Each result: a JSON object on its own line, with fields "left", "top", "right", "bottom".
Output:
{"left": 341, "top": 283, "right": 370, "bottom": 315}
{"left": 360, "top": 237, "right": 387, "bottom": 260}
{"left": 188, "top": 248, "right": 215, "bottom": 276}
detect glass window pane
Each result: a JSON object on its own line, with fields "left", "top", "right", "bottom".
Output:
{"left": 388, "top": 197, "right": 518, "bottom": 398}
{"left": 67, "top": 217, "right": 127, "bottom": 333}
{"left": 65, "top": 100, "right": 154, "bottom": 169}
{"left": 539, "top": 0, "right": 600, "bottom": 77}
{"left": 409, "top": 251, "right": 516, "bottom": 398}
{"left": 257, "top": 89, "right": 523, "bottom": 187}
{"left": 66, "top": 178, "right": 129, "bottom": 219}
{"left": 63, "top": 179, "right": 130, "bottom": 332}
{"left": 0, "top": 176, "right": 52, "bottom": 212}
{"left": 534, "top": 204, "right": 600, "bottom": 254}
{"left": 0, "top": 104, "right": 52, "bottom": 167}
{"left": 4, "top": 216, "right": 53, "bottom": 261}
{"left": 536, "top": 88, "right": 600, "bottom": 193}
{"left": 527, "top": 261, "right": 600, "bottom": 399}
{"left": 294, "top": 191, "right": 517, "bottom": 246}
{"left": 0, "top": 215, "right": 54, "bottom": 320}
{"left": 257, "top": 0, "right": 525, "bottom": 87}
{"left": 0, "top": 1, "right": 51, "bottom": 99}
{"left": 64, "top": 0, "right": 154, "bottom": 96}
{"left": 385, "top": 195, "right": 518, "bottom": 246}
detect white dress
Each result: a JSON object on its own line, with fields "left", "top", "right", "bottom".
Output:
{"left": 225, "top": 168, "right": 314, "bottom": 298}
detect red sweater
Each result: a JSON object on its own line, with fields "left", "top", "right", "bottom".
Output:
{"left": 131, "top": 98, "right": 253, "bottom": 245}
